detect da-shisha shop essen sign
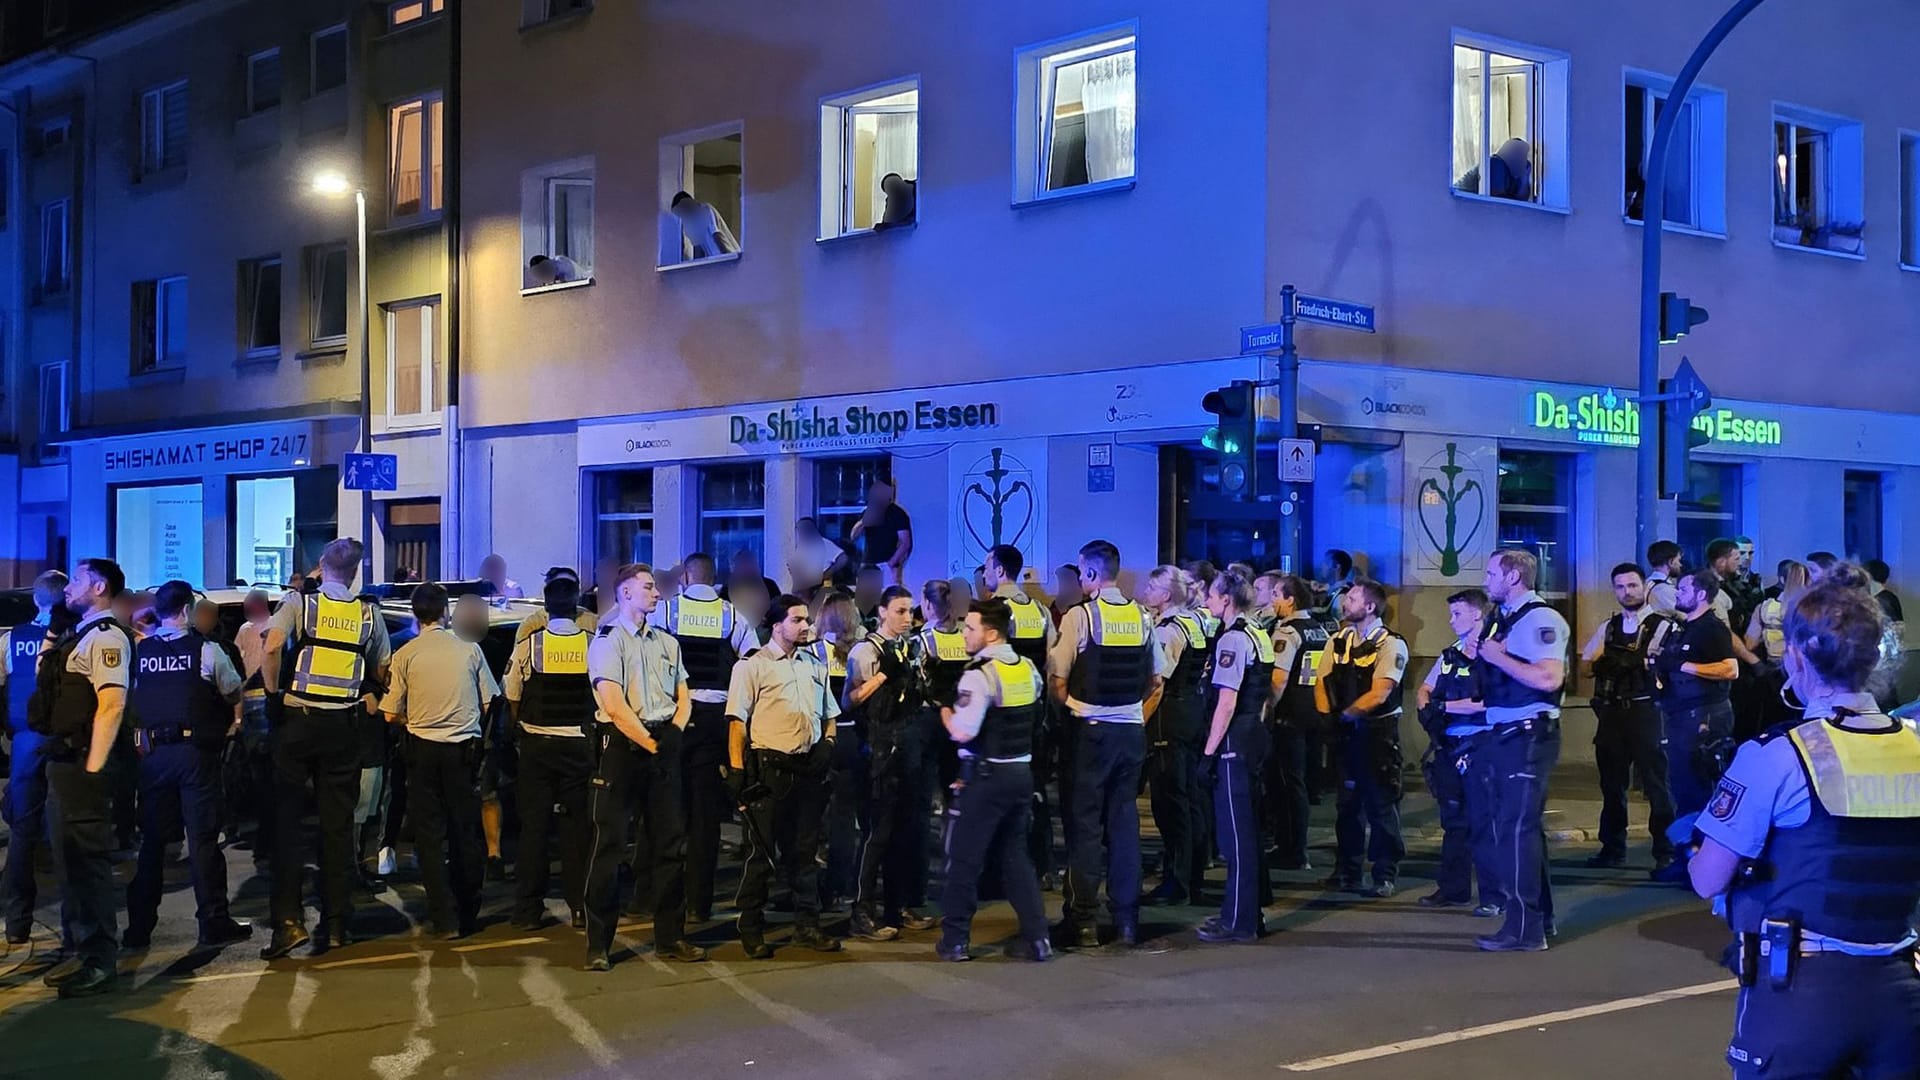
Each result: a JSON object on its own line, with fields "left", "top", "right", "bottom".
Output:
{"left": 1527, "top": 388, "right": 1782, "bottom": 449}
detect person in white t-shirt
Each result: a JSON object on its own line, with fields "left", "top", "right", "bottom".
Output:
{"left": 668, "top": 191, "right": 739, "bottom": 261}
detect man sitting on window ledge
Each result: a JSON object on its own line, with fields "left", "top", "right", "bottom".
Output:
{"left": 873, "top": 174, "right": 917, "bottom": 232}
{"left": 669, "top": 192, "right": 739, "bottom": 261}
{"left": 527, "top": 254, "right": 584, "bottom": 288}
{"left": 1455, "top": 138, "right": 1533, "bottom": 202}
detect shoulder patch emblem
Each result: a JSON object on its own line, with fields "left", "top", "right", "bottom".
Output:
{"left": 100, "top": 648, "right": 123, "bottom": 668}
{"left": 1393, "top": 651, "right": 1407, "bottom": 672}
{"left": 1539, "top": 626, "right": 1558, "bottom": 645}
{"left": 1218, "top": 650, "right": 1237, "bottom": 669}
{"left": 1708, "top": 777, "right": 1747, "bottom": 821}
{"left": 955, "top": 689, "right": 973, "bottom": 709}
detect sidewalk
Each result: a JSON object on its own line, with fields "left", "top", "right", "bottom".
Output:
{"left": 1389, "top": 763, "right": 1616, "bottom": 846}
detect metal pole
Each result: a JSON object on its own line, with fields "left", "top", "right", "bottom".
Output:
{"left": 356, "top": 188, "right": 374, "bottom": 587}
{"left": 1636, "top": 0, "right": 1766, "bottom": 560}
{"left": 1276, "top": 284, "right": 1302, "bottom": 575}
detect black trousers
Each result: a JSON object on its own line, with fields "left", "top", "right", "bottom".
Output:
{"left": 1420, "top": 734, "right": 1483, "bottom": 903}
{"left": 1, "top": 732, "right": 50, "bottom": 940}
{"left": 406, "top": 735, "right": 484, "bottom": 933}
{"left": 1145, "top": 691, "right": 1205, "bottom": 899}
{"left": 681, "top": 702, "right": 730, "bottom": 918}
{"left": 46, "top": 758, "right": 118, "bottom": 968}
{"left": 585, "top": 725, "right": 686, "bottom": 955}
{"left": 823, "top": 723, "right": 868, "bottom": 902}
{"left": 513, "top": 731, "right": 593, "bottom": 923}
{"left": 736, "top": 742, "right": 833, "bottom": 936}
{"left": 126, "top": 742, "right": 231, "bottom": 935}
{"left": 1593, "top": 700, "right": 1675, "bottom": 860}
{"left": 1265, "top": 722, "right": 1311, "bottom": 867}
{"left": 939, "top": 760, "right": 1048, "bottom": 946}
{"left": 1727, "top": 952, "right": 1920, "bottom": 1079}
{"left": 270, "top": 706, "right": 361, "bottom": 930}
{"left": 1473, "top": 718, "right": 1560, "bottom": 947}
{"left": 856, "top": 720, "right": 919, "bottom": 917}
{"left": 1064, "top": 721, "right": 1146, "bottom": 926}
{"left": 1334, "top": 716, "right": 1406, "bottom": 885}
{"left": 901, "top": 708, "right": 942, "bottom": 910}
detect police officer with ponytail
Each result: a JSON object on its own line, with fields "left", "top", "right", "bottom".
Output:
{"left": 123, "top": 580, "right": 251, "bottom": 953}
{"left": 1690, "top": 563, "right": 1920, "bottom": 1078}
{"left": 1196, "top": 568, "right": 1277, "bottom": 943}
{"left": 1140, "top": 564, "right": 1208, "bottom": 906}
{"left": 505, "top": 574, "right": 596, "bottom": 930}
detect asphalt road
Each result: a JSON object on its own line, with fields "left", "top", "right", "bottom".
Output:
{"left": 0, "top": 779, "right": 1743, "bottom": 1079}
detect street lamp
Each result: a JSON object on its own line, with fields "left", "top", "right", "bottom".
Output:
{"left": 311, "top": 171, "right": 375, "bottom": 587}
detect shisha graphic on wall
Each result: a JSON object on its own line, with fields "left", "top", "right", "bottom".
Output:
{"left": 1417, "top": 441, "right": 1484, "bottom": 577}
{"left": 961, "top": 447, "right": 1036, "bottom": 557}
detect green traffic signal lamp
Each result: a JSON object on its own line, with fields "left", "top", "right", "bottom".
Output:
{"left": 1201, "top": 380, "right": 1257, "bottom": 498}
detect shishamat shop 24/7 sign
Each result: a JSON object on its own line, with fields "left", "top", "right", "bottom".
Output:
{"left": 1529, "top": 389, "right": 1782, "bottom": 448}
{"left": 730, "top": 398, "right": 999, "bottom": 450}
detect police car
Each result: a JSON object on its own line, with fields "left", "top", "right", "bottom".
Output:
{"left": 371, "top": 581, "right": 545, "bottom": 678}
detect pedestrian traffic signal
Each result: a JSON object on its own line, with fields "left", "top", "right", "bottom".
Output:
{"left": 1658, "top": 292, "right": 1709, "bottom": 345}
{"left": 1657, "top": 358, "right": 1713, "bottom": 498}
{"left": 1202, "top": 380, "right": 1257, "bottom": 499}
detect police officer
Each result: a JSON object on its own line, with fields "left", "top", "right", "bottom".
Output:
{"left": 1580, "top": 563, "right": 1677, "bottom": 872}
{"left": 1689, "top": 564, "right": 1920, "bottom": 1078}
{"left": 982, "top": 544, "right": 1057, "bottom": 885}
{"left": 936, "top": 598, "right": 1052, "bottom": 962}
{"left": 904, "top": 579, "right": 968, "bottom": 929}
{"left": 582, "top": 563, "right": 705, "bottom": 970}
{"left": 505, "top": 575, "right": 595, "bottom": 930}
{"left": 1414, "top": 588, "right": 1492, "bottom": 912}
{"left": 123, "top": 581, "right": 252, "bottom": 953}
{"left": 1651, "top": 568, "right": 1740, "bottom": 885}
{"left": 1139, "top": 565, "right": 1207, "bottom": 906}
{"left": 261, "top": 538, "right": 392, "bottom": 958}
{"left": 33, "top": 559, "right": 135, "bottom": 998}
{"left": 0, "top": 570, "right": 65, "bottom": 945}
{"left": 1196, "top": 568, "right": 1277, "bottom": 943}
{"left": 844, "top": 585, "right": 922, "bottom": 940}
{"left": 1049, "top": 540, "right": 1168, "bottom": 947}
{"left": 725, "top": 595, "right": 843, "bottom": 959}
{"left": 662, "top": 552, "right": 758, "bottom": 924}
{"left": 1314, "top": 578, "right": 1408, "bottom": 898}
{"left": 1472, "top": 548, "right": 1570, "bottom": 952}
{"left": 1267, "top": 575, "right": 1326, "bottom": 872}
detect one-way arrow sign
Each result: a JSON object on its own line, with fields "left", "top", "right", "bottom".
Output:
{"left": 1280, "top": 438, "right": 1315, "bottom": 483}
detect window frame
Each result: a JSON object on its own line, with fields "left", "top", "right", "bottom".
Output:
{"left": 383, "top": 296, "right": 440, "bottom": 428}
{"left": 818, "top": 77, "right": 921, "bottom": 239}
{"left": 1898, "top": 130, "right": 1920, "bottom": 271}
{"left": 387, "top": 0, "right": 445, "bottom": 31}
{"left": 1771, "top": 103, "right": 1865, "bottom": 259}
{"left": 813, "top": 455, "right": 893, "bottom": 544}
{"left": 1842, "top": 470, "right": 1885, "bottom": 564}
{"left": 44, "top": 0, "right": 67, "bottom": 35}
{"left": 138, "top": 79, "right": 189, "bottom": 178}
{"left": 1674, "top": 459, "right": 1745, "bottom": 570}
{"left": 697, "top": 462, "right": 768, "bottom": 571}
{"left": 132, "top": 275, "right": 189, "bottom": 374}
{"left": 523, "top": 0, "right": 593, "bottom": 29}
{"left": 241, "top": 256, "right": 282, "bottom": 357}
{"left": 307, "top": 243, "right": 349, "bottom": 348}
{"left": 657, "top": 121, "right": 745, "bottom": 271}
{"left": 1450, "top": 30, "right": 1571, "bottom": 214}
{"left": 38, "top": 198, "right": 70, "bottom": 297}
{"left": 589, "top": 469, "right": 655, "bottom": 570}
{"left": 387, "top": 92, "right": 445, "bottom": 224}
{"left": 38, "top": 360, "right": 69, "bottom": 437}
{"left": 544, "top": 176, "right": 594, "bottom": 273}
{"left": 1012, "top": 22, "right": 1139, "bottom": 206}
{"left": 1621, "top": 70, "right": 1727, "bottom": 237}
{"left": 309, "top": 23, "right": 348, "bottom": 98}
{"left": 520, "top": 156, "right": 596, "bottom": 292}
{"left": 1494, "top": 448, "right": 1577, "bottom": 615}
{"left": 244, "top": 47, "right": 282, "bottom": 115}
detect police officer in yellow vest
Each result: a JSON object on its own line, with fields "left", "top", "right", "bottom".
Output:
{"left": 1048, "top": 540, "right": 1170, "bottom": 948}
{"left": 1268, "top": 575, "right": 1327, "bottom": 871}
{"left": 983, "top": 544, "right": 1058, "bottom": 884}
{"left": 261, "top": 538, "right": 392, "bottom": 959}
{"left": 904, "top": 579, "right": 970, "bottom": 929}
{"left": 505, "top": 574, "right": 596, "bottom": 930}
{"left": 663, "top": 552, "right": 758, "bottom": 923}
{"left": 1139, "top": 565, "right": 1210, "bottom": 906}
{"left": 1689, "top": 564, "right": 1920, "bottom": 1078}
{"left": 1314, "top": 579, "right": 1408, "bottom": 899}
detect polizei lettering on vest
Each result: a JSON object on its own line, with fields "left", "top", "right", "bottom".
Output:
{"left": 320, "top": 615, "right": 358, "bottom": 632}
{"left": 139, "top": 654, "right": 196, "bottom": 674}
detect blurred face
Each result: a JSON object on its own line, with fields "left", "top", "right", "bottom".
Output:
{"left": 453, "top": 598, "right": 489, "bottom": 642}
{"left": 595, "top": 558, "right": 620, "bottom": 594}
{"left": 1057, "top": 569, "right": 1084, "bottom": 601}
{"left": 869, "top": 482, "right": 894, "bottom": 509}
{"left": 878, "top": 596, "right": 914, "bottom": 637}
{"left": 771, "top": 604, "right": 812, "bottom": 650}
{"left": 962, "top": 612, "right": 990, "bottom": 655}
{"left": 855, "top": 570, "right": 882, "bottom": 603}
{"left": 1612, "top": 572, "right": 1647, "bottom": 610}
{"left": 619, "top": 572, "right": 661, "bottom": 618}
{"left": 481, "top": 556, "right": 506, "bottom": 584}
{"left": 1447, "top": 601, "right": 1484, "bottom": 640}
{"left": 192, "top": 601, "right": 220, "bottom": 635}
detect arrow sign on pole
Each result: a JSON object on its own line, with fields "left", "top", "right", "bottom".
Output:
{"left": 1668, "top": 356, "right": 1711, "bottom": 412}
{"left": 1280, "top": 438, "right": 1315, "bottom": 483}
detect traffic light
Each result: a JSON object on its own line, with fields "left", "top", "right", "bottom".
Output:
{"left": 1202, "top": 379, "right": 1257, "bottom": 499}
{"left": 1658, "top": 291, "right": 1710, "bottom": 345}
{"left": 1657, "top": 358, "right": 1712, "bottom": 498}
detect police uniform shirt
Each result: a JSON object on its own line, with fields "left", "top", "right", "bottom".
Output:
{"left": 1151, "top": 607, "right": 1203, "bottom": 676}
{"left": 1662, "top": 611, "right": 1736, "bottom": 709}
{"left": 1313, "top": 620, "right": 1409, "bottom": 716}
{"left": 270, "top": 584, "right": 393, "bottom": 710}
{"left": 143, "top": 625, "right": 246, "bottom": 703}
{"left": 514, "top": 606, "right": 599, "bottom": 644}
{"left": 1482, "top": 590, "right": 1569, "bottom": 727}
{"left": 725, "top": 638, "right": 839, "bottom": 753}
{"left": 992, "top": 584, "right": 1058, "bottom": 651}
{"left": 1271, "top": 622, "right": 1303, "bottom": 684}
{"left": 947, "top": 642, "right": 1037, "bottom": 763}
{"left": 380, "top": 625, "right": 499, "bottom": 743}
{"left": 673, "top": 583, "right": 759, "bottom": 705}
{"left": 843, "top": 631, "right": 910, "bottom": 712}
{"left": 504, "top": 615, "right": 590, "bottom": 738}
{"left": 1209, "top": 622, "right": 1262, "bottom": 693}
{"left": 587, "top": 614, "right": 685, "bottom": 725}
{"left": 66, "top": 608, "right": 134, "bottom": 693}
{"left": 1646, "top": 572, "right": 1678, "bottom": 614}
{"left": 1047, "top": 586, "right": 1174, "bottom": 723}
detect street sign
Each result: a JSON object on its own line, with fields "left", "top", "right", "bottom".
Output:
{"left": 1292, "top": 293, "right": 1376, "bottom": 333}
{"left": 1280, "top": 438, "right": 1315, "bottom": 483}
{"left": 1239, "top": 323, "right": 1285, "bottom": 354}
{"left": 343, "top": 452, "right": 399, "bottom": 492}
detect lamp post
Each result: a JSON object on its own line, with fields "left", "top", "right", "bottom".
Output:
{"left": 312, "top": 172, "right": 375, "bottom": 588}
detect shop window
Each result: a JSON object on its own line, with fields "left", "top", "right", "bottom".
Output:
{"left": 658, "top": 126, "right": 742, "bottom": 267}
{"left": 131, "top": 275, "right": 188, "bottom": 373}
{"left": 233, "top": 475, "right": 295, "bottom": 586}
{"left": 310, "top": 24, "right": 347, "bottom": 96}
{"left": 113, "top": 482, "right": 205, "bottom": 588}
{"left": 1844, "top": 470, "right": 1885, "bottom": 564}
{"left": 245, "top": 48, "right": 281, "bottom": 115}
{"left": 1623, "top": 75, "right": 1726, "bottom": 233}
{"left": 819, "top": 79, "right": 919, "bottom": 237}
{"left": 1012, "top": 25, "right": 1135, "bottom": 204}
{"left": 700, "top": 463, "right": 766, "bottom": 571}
{"left": 592, "top": 470, "right": 654, "bottom": 567}
{"left": 388, "top": 0, "right": 444, "bottom": 30}
{"left": 1676, "top": 460, "right": 1744, "bottom": 571}
{"left": 307, "top": 243, "right": 348, "bottom": 346}
{"left": 522, "top": 158, "right": 594, "bottom": 288}
{"left": 1901, "top": 133, "right": 1919, "bottom": 269}
{"left": 38, "top": 199, "right": 69, "bottom": 297}
{"left": 1773, "top": 105, "right": 1864, "bottom": 255}
{"left": 240, "top": 256, "right": 281, "bottom": 355}
{"left": 523, "top": 0, "right": 590, "bottom": 28}
{"left": 385, "top": 298, "right": 440, "bottom": 423}
{"left": 137, "top": 79, "right": 189, "bottom": 179}
{"left": 1496, "top": 451, "right": 1574, "bottom": 610}
{"left": 1451, "top": 33, "right": 1569, "bottom": 210}
{"left": 389, "top": 93, "right": 444, "bottom": 222}
{"left": 815, "top": 456, "right": 892, "bottom": 544}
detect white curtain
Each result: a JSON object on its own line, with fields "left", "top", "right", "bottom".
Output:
{"left": 1081, "top": 52, "right": 1136, "bottom": 183}
{"left": 869, "top": 111, "right": 918, "bottom": 207}
{"left": 1452, "top": 47, "right": 1482, "bottom": 185}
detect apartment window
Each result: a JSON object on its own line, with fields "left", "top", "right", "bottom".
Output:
{"left": 658, "top": 126, "right": 742, "bottom": 267}
{"left": 815, "top": 456, "right": 892, "bottom": 544}
{"left": 1013, "top": 25, "right": 1136, "bottom": 203}
{"left": 44, "top": 0, "right": 67, "bottom": 34}
{"left": 138, "top": 80, "right": 189, "bottom": 177}
{"left": 593, "top": 471, "right": 654, "bottom": 567}
{"left": 1773, "top": 106, "right": 1865, "bottom": 255}
{"left": 310, "top": 24, "right": 347, "bottom": 96}
{"left": 700, "top": 464, "right": 766, "bottom": 571}
{"left": 132, "top": 276, "right": 188, "bottom": 373}
{"left": 1900, "top": 133, "right": 1919, "bottom": 268}
{"left": 523, "top": 0, "right": 591, "bottom": 28}
{"left": 240, "top": 257, "right": 281, "bottom": 355}
{"left": 38, "top": 361, "right": 68, "bottom": 437}
{"left": 819, "top": 79, "right": 919, "bottom": 237}
{"left": 1676, "top": 461, "right": 1744, "bottom": 570}
{"left": 1452, "top": 33, "right": 1570, "bottom": 210}
{"left": 1843, "top": 471, "right": 1885, "bottom": 564}
{"left": 522, "top": 159, "right": 595, "bottom": 287}
{"left": 1623, "top": 75, "right": 1727, "bottom": 234}
{"left": 38, "top": 200, "right": 70, "bottom": 296}
{"left": 1496, "top": 451, "right": 1574, "bottom": 613}
{"left": 308, "top": 244, "right": 348, "bottom": 345}
{"left": 385, "top": 298, "right": 439, "bottom": 422}
{"left": 389, "top": 93, "right": 444, "bottom": 220}
{"left": 34, "top": 118, "right": 69, "bottom": 155}
{"left": 388, "top": 0, "right": 445, "bottom": 30}
{"left": 245, "top": 48, "right": 282, "bottom": 114}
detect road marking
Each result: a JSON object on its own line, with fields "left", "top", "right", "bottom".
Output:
{"left": 370, "top": 954, "right": 436, "bottom": 1080}
{"left": 179, "top": 969, "right": 272, "bottom": 984}
{"left": 453, "top": 936, "right": 547, "bottom": 953}
{"left": 313, "top": 951, "right": 417, "bottom": 970}
{"left": 706, "top": 958, "right": 906, "bottom": 1079}
{"left": 520, "top": 958, "right": 617, "bottom": 1068}
{"left": 1278, "top": 979, "right": 1738, "bottom": 1072}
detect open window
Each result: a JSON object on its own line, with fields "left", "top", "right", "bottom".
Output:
{"left": 1451, "top": 32, "right": 1569, "bottom": 211}
{"left": 385, "top": 298, "right": 440, "bottom": 425}
{"left": 132, "top": 276, "right": 188, "bottom": 374}
{"left": 310, "top": 24, "right": 347, "bottom": 96}
{"left": 138, "top": 79, "right": 189, "bottom": 179}
{"left": 522, "top": 157, "right": 595, "bottom": 289}
{"left": 658, "top": 125, "right": 742, "bottom": 268}
{"left": 1014, "top": 25, "right": 1136, "bottom": 203}
{"left": 1774, "top": 105, "right": 1865, "bottom": 256}
{"left": 307, "top": 243, "right": 348, "bottom": 347}
{"left": 523, "top": 0, "right": 591, "bottom": 28}
{"left": 239, "top": 256, "right": 282, "bottom": 357}
{"left": 38, "top": 200, "right": 69, "bottom": 298}
{"left": 1623, "top": 73, "right": 1726, "bottom": 235}
{"left": 388, "top": 93, "right": 444, "bottom": 222}
{"left": 245, "top": 48, "right": 281, "bottom": 114}
{"left": 819, "top": 79, "right": 919, "bottom": 238}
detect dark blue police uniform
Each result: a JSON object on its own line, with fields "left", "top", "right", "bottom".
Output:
{"left": 1202, "top": 617, "right": 1274, "bottom": 940}
{"left": 1419, "top": 642, "right": 1491, "bottom": 906}
{"left": 1, "top": 616, "right": 50, "bottom": 942}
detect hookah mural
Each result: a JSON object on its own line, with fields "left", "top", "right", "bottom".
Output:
{"left": 948, "top": 440, "right": 1048, "bottom": 577}
{"left": 1406, "top": 434, "right": 1496, "bottom": 585}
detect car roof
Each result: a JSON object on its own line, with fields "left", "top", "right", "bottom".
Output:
{"left": 378, "top": 597, "right": 544, "bottom": 628}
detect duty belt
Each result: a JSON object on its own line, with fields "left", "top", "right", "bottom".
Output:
{"left": 1490, "top": 713, "right": 1558, "bottom": 738}
{"left": 136, "top": 725, "right": 197, "bottom": 749}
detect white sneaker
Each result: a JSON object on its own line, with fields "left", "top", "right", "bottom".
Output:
{"left": 377, "top": 846, "right": 397, "bottom": 876}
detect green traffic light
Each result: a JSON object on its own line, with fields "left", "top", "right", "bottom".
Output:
{"left": 1203, "top": 426, "right": 1221, "bottom": 450}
